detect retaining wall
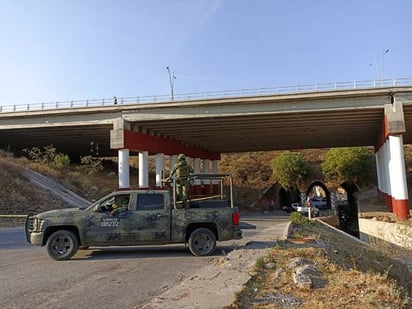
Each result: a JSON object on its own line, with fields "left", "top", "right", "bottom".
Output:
{"left": 358, "top": 219, "right": 412, "bottom": 250}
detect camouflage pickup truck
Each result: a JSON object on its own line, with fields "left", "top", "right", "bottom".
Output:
{"left": 25, "top": 174, "right": 242, "bottom": 260}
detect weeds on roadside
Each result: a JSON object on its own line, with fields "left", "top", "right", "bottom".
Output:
{"left": 255, "top": 257, "right": 265, "bottom": 269}
{"left": 290, "top": 212, "right": 315, "bottom": 227}
{"left": 230, "top": 245, "right": 410, "bottom": 309}
{"left": 229, "top": 219, "right": 411, "bottom": 309}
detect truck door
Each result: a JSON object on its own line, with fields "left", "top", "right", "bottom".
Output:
{"left": 84, "top": 193, "right": 134, "bottom": 245}
{"left": 129, "top": 193, "right": 171, "bottom": 243}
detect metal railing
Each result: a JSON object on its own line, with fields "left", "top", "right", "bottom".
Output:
{"left": 1, "top": 77, "right": 411, "bottom": 113}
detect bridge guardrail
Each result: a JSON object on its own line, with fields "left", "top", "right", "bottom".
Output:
{"left": 1, "top": 77, "right": 412, "bottom": 113}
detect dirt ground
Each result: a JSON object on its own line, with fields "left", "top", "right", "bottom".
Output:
{"left": 228, "top": 220, "right": 411, "bottom": 308}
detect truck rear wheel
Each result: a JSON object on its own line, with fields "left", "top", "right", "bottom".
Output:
{"left": 188, "top": 228, "right": 216, "bottom": 256}
{"left": 46, "top": 230, "right": 79, "bottom": 261}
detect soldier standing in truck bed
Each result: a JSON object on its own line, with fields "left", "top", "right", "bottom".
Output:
{"left": 168, "top": 154, "right": 194, "bottom": 207}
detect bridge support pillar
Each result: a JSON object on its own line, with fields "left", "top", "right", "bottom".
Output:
{"left": 169, "top": 154, "right": 177, "bottom": 171}
{"left": 375, "top": 144, "right": 384, "bottom": 202}
{"left": 193, "top": 158, "right": 202, "bottom": 195}
{"left": 211, "top": 160, "right": 219, "bottom": 193}
{"left": 203, "top": 159, "right": 210, "bottom": 194}
{"left": 155, "top": 153, "right": 164, "bottom": 189}
{"left": 118, "top": 149, "right": 130, "bottom": 189}
{"left": 139, "top": 151, "right": 149, "bottom": 189}
{"left": 388, "top": 135, "right": 409, "bottom": 219}
{"left": 375, "top": 101, "right": 409, "bottom": 219}
{"left": 377, "top": 141, "right": 392, "bottom": 210}
{"left": 111, "top": 121, "right": 221, "bottom": 191}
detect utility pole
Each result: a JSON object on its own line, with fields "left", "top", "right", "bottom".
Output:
{"left": 166, "top": 66, "right": 176, "bottom": 101}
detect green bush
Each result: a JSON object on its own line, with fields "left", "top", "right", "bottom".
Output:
{"left": 79, "top": 155, "right": 104, "bottom": 175}
{"left": 23, "top": 145, "right": 70, "bottom": 170}
{"left": 51, "top": 154, "right": 70, "bottom": 169}
{"left": 290, "top": 211, "right": 310, "bottom": 226}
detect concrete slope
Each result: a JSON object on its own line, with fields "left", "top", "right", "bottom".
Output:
{"left": 21, "top": 168, "right": 91, "bottom": 208}
{"left": 1, "top": 158, "right": 90, "bottom": 208}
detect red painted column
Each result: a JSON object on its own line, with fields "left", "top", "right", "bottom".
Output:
{"left": 388, "top": 135, "right": 409, "bottom": 219}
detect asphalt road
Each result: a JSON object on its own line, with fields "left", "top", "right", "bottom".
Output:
{"left": 0, "top": 212, "right": 289, "bottom": 309}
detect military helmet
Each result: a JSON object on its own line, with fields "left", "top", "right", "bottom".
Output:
{"left": 178, "top": 153, "right": 186, "bottom": 160}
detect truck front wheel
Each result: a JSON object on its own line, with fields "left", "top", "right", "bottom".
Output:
{"left": 46, "top": 230, "right": 79, "bottom": 261}
{"left": 188, "top": 228, "right": 216, "bottom": 256}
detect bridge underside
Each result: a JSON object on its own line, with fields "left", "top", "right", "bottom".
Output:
{"left": 0, "top": 108, "right": 387, "bottom": 158}
{"left": 4, "top": 88, "right": 412, "bottom": 157}
{"left": 3, "top": 105, "right": 412, "bottom": 159}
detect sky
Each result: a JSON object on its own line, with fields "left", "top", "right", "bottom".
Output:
{"left": 0, "top": 0, "right": 411, "bottom": 107}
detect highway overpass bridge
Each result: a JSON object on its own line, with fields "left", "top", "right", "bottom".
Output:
{"left": 1, "top": 78, "right": 412, "bottom": 219}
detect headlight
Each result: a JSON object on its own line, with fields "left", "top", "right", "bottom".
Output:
{"left": 26, "top": 215, "right": 37, "bottom": 232}
{"left": 26, "top": 216, "right": 43, "bottom": 232}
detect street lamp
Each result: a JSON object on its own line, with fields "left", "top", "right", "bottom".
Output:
{"left": 166, "top": 66, "right": 176, "bottom": 101}
{"left": 381, "top": 49, "right": 389, "bottom": 84}
{"left": 369, "top": 49, "right": 389, "bottom": 85}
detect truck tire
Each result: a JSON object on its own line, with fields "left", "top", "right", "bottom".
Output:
{"left": 46, "top": 230, "right": 79, "bottom": 261}
{"left": 188, "top": 228, "right": 216, "bottom": 256}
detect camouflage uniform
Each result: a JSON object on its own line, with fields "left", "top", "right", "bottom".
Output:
{"left": 170, "top": 154, "right": 194, "bottom": 207}
{"left": 109, "top": 195, "right": 130, "bottom": 216}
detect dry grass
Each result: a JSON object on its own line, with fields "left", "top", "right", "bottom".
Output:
{"left": 0, "top": 157, "right": 118, "bottom": 227}
{"left": 228, "top": 221, "right": 411, "bottom": 309}
{"left": 0, "top": 160, "right": 68, "bottom": 215}
{"left": 231, "top": 249, "right": 408, "bottom": 308}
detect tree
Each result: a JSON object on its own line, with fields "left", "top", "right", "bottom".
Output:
{"left": 271, "top": 151, "right": 309, "bottom": 190}
{"left": 321, "top": 147, "right": 375, "bottom": 185}
{"left": 220, "top": 152, "right": 273, "bottom": 189}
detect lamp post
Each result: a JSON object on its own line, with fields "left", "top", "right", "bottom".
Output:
{"left": 381, "top": 49, "right": 389, "bottom": 84}
{"left": 166, "top": 66, "right": 176, "bottom": 101}
{"left": 369, "top": 49, "right": 389, "bottom": 86}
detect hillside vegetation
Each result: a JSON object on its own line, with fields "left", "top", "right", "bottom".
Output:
{"left": 3, "top": 146, "right": 412, "bottom": 217}
{"left": 0, "top": 150, "right": 118, "bottom": 216}
{"left": 0, "top": 149, "right": 330, "bottom": 216}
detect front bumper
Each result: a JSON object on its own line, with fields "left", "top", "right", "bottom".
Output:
{"left": 27, "top": 232, "right": 43, "bottom": 246}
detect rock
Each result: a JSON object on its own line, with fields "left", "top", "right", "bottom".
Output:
{"left": 273, "top": 267, "right": 285, "bottom": 279}
{"left": 253, "top": 293, "right": 302, "bottom": 307}
{"left": 292, "top": 270, "right": 313, "bottom": 289}
{"left": 287, "top": 257, "right": 314, "bottom": 269}
{"left": 292, "top": 264, "right": 326, "bottom": 289}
